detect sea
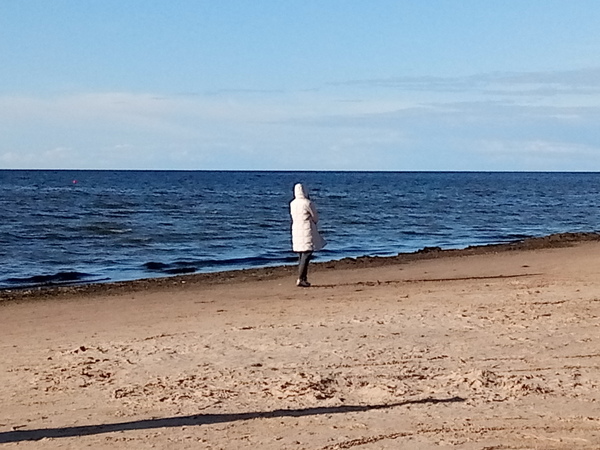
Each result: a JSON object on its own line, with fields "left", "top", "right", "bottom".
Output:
{"left": 2, "top": 170, "right": 600, "bottom": 290}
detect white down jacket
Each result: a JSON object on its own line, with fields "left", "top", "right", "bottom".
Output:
{"left": 290, "top": 183, "right": 325, "bottom": 252}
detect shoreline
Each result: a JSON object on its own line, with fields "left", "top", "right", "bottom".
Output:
{"left": 2, "top": 231, "right": 599, "bottom": 303}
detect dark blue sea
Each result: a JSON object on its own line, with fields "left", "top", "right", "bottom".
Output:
{"left": 2, "top": 170, "right": 600, "bottom": 290}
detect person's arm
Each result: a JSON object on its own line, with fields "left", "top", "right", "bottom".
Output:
{"left": 308, "top": 201, "right": 319, "bottom": 223}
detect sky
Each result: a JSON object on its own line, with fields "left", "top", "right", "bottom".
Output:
{"left": 1, "top": 1, "right": 600, "bottom": 171}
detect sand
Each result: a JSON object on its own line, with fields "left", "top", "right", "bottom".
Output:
{"left": 1, "top": 235, "right": 600, "bottom": 449}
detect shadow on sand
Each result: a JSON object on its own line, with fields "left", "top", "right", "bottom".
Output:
{"left": 0, "top": 396, "right": 464, "bottom": 443}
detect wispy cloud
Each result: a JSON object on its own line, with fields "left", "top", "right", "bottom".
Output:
{"left": 329, "top": 68, "right": 600, "bottom": 97}
{"left": 479, "top": 139, "right": 600, "bottom": 159}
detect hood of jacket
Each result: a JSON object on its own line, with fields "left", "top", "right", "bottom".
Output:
{"left": 294, "top": 183, "right": 308, "bottom": 200}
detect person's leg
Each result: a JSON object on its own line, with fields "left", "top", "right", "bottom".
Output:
{"left": 297, "top": 251, "right": 313, "bottom": 286}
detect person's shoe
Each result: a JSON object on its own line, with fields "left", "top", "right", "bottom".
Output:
{"left": 296, "top": 279, "right": 311, "bottom": 287}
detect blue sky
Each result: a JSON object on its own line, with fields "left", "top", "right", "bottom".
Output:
{"left": 2, "top": 1, "right": 600, "bottom": 170}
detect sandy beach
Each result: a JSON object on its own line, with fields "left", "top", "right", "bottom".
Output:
{"left": 1, "top": 234, "right": 600, "bottom": 449}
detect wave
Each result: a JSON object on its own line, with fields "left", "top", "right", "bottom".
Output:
{"left": 1, "top": 271, "right": 107, "bottom": 289}
{"left": 142, "top": 254, "right": 298, "bottom": 275}
{"left": 143, "top": 262, "right": 197, "bottom": 275}
{"left": 83, "top": 224, "right": 133, "bottom": 236}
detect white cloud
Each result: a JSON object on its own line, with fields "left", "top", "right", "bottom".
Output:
{"left": 480, "top": 139, "right": 598, "bottom": 158}
{"left": 2, "top": 68, "right": 600, "bottom": 170}
{"left": 0, "top": 152, "right": 24, "bottom": 164}
{"left": 472, "top": 139, "right": 600, "bottom": 171}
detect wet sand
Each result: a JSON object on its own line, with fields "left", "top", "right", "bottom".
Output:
{"left": 1, "top": 233, "right": 600, "bottom": 449}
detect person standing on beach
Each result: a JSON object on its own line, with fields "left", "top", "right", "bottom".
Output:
{"left": 290, "top": 183, "right": 325, "bottom": 287}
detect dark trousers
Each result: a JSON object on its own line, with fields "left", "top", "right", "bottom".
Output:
{"left": 297, "top": 251, "right": 313, "bottom": 281}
